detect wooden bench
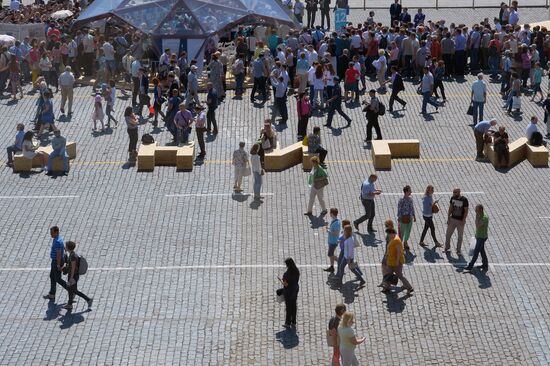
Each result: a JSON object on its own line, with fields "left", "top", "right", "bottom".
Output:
{"left": 371, "top": 139, "right": 420, "bottom": 170}
{"left": 264, "top": 141, "right": 303, "bottom": 171}
{"left": 13, "top": 141, "right": 77, "bottom": 173}
{"left": 526, "top": 143, "right": 548, "bottom": 167}
{"left": 137, "top": 142, "right": 195, "bottom": 171}
{"left": 302, "top": 147, "right": 319, "bottom": 171}
{"left": 486, "top": 137, "right": 535, "bottom": 168}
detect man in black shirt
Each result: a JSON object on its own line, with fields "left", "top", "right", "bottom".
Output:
{"left": 206, "top": 82, "right": 218, "bottom": 134}
{"left": 325, "top": 76, "right": 352, "bottom": 128}
{"left": 389, "top": 0, "right": 402, "bottom": 27}
{"left": 320, "top": 0, "right": 331, "bottom": 30}
{"left": 444, "top": 188, "right": 469, "bottom": 255}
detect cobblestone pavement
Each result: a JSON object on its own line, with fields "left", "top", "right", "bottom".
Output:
{"left": 2, "top": 13, "right": 550, "bottom": 366}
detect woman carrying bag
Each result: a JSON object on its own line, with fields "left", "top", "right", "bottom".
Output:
{"left": 305, "top": 156, "right": 328, "bottom": 216}
{"left": 419, "top": 185, "right": 442, "bottom": 248}
{"left": 397, "top": 185, "right": 415, "bottom": 251}
{"left": 280, "top": 258, "right": 300, "bottom": 329}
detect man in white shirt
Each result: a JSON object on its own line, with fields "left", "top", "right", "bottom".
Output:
{"left": 526, "top": 116, "right": 541, "bottom": 142}
{"left": 471, "top": 73, "right": 487, "bottom": 124}
{"left": 130, "top": 59, "right": 141, "bottom": 106}
{"left": 335, "top": 225, "right": 365, "bottom": 287}
{"left": 58, "top": 66, "right": 75, "bottom": 115}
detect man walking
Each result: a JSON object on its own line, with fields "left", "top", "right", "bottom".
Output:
{"left": 388, "top": 66, "right": 406, "bottom": 112}
{"left": 473, "top": 119, "right": 496, "bottom": 160}
{"left": 46, "top": 130, "right": 69, "bottom": 175}
{"left": 58, "top": 66, "right": 75, "bottom": 116}
{"left": 464, "top": 204, "right": 489, "bottom": 271}
{"left": 206, "top": 82, "right": 219, "bottom": 134}
{"left": 325, "top": 76, "right": 351, "bottom": 128}
{"left": 353, "top": 174, "right": 381, "bottom": 233}
{"left": 324, "top": 208, "right": 342, "bottom": 273}
{"left": 420, "top": 67, "right": 439, "bottom": 115}
{"left": 43, "top": 226, "right": 68, "bottom": 301}
{"left": 471, "top": 73, "right": 487, "bottom": 125}
{"left": 364, "top": 89, "right": 382, "bottom": 142}
{"left": 444, "top": 189, "right": 469, "bottom": 255}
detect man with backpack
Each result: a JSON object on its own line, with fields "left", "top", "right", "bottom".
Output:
{"left": 63, "top": 240, "right": 93, "bottom": 311}
{"left": 363, "top": 89, "right": 383, "bottom": 142}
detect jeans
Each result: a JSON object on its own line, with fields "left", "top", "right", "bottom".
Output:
{"left": 355, "top": 199, "right": 375, "bottom": 229}
{"left": 253, "top": 171, "right": 262, "bottom": 197}
{"left": 6, "top": 145, "right": 21, "bottom": 164}
{"left": 235, "top": 73, "right": 245, "bottom": 95}
{"left": 47, "top": 149, "right": 69, "bottom": 172}
{"left": 49, "top": 260, "right": 68, "bottom": 296}
{"left": 207, "top": 108, "right": 217, "bottom": 132}
{"left": 419, "top": 216, "right": 438, "bottom": 243}
{"left": 467, "top": 237, "right": 488, "bottom": 269}
{"left": 500, "top": 71, "right": 511, "bottom": 93}
{"left": 472, "top": 101, "right": 484, "bottom": 124}
{"left": 422, "top": 92, "right": 438, "bottom": 113}
{"left": 336, "top": 257, "right": 364, "bottom": 283}
{"left": 488, "top": 56, "right": 499, "bottom": 77}
{"left": 326, "top": 102, "right": 351, "bottom": 127}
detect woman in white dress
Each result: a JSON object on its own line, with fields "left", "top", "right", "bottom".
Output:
{"left": 21, "top": 131, "right": 48, "bottom": 171}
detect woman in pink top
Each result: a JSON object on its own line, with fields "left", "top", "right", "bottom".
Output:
{"left": 296, "top": 92, "right": 311, "bottom": 140}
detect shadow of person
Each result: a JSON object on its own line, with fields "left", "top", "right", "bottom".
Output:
{"left": 232, "top": 193, "right": 249, "bottom": 203}
{"left": 422, "top": 246, "right": 442, "bottom": 263}
{"left": 43, "top": 300, "right": 63, "bottom": 321}
{"left": 307, "top": 215, "right": 327, "bottom": 229}
{"left": 337, "top": 280, "right": 360, "bottom": 304}
{"left": 382, "top": 291, "right": 408, "bottom": 313}
{"left": 462, "top": 268, "right": 492, "bottom": 289}
{"left": 356, "top": 232, "right": 382, "bottom": 248}
{"left": 445, "top": 252, "right": 468, "bottom": 267}
{"left": 404, "top": 250, "right": 416, "bottom": 263}
{"left": 249, "top": 197, "right": 263, "bottom": 210}
{"left": 121, "top": 161, "right": 135, "bottom": 170}
{"left": 58, "top": 309, "right": 89, "bottom": 329}
{"left": 275, "top": 329, "right": 300, "bottom": 349}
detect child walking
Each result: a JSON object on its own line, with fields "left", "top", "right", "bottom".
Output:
{"left": 92, "top": 94, "right": 105, "bottom": 131}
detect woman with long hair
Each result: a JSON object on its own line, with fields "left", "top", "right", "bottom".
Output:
{"left": 313, "top": 64, "right": 325, "bottom": 110}
{"left": 281, "top": 257, "right": 300, "bottom": 329}
{"left": 419, "top": 185, "right": 442, "bottom": 247}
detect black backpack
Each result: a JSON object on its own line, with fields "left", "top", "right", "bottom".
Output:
{"left": 141, "top": 133, "right": 155, "bottom": 144}
{"left": 378, "top": 102, "right": 386, "bottom": 116}
{"left": 530, "top": 132, "right": 543, "bottom": 146}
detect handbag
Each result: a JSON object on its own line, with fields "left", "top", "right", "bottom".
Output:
{"left": 431, "top": 203, "right": 440, "bottom": 214}
{"left": 276, "top": 288, "right": 285, "bottom": 303}
{"left": 313, "top": 176, "right": 329, "bottom": 189}
{"left": 401, "top": 215, "right": 411, "bottom": 224}
{"left": 466, "top": 103, "right": 474, "bottom": 116}
{"left": 243, "top": 166, "right": 251, "bottom": 176}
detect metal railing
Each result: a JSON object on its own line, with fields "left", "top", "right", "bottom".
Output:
{"left": 354, "top": 0, "right": 549, "bottom": 9}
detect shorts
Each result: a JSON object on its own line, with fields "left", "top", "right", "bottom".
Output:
{"left": 344, "top": 82, "right": 356, "bottom": 92}
{"left": 532, "top": 82, "right": 541, "bottom": 93}
{"left": 327, "top": 244, "right": 338, "bottom": 257}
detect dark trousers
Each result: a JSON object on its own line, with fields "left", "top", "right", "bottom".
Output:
{"left": 49, "top": 261, "right": 68, "bottom": 296}
{"left": 468, "top": 237, "right": 488, "bottom": 269}
{"left": 366, "top": 115, "right": 382, "bottom": 141}
{"left": 419, "top": 216, "right": 438, "bottom": 243}
{"left": 274, "top": 97, "right": 288, "bottom": 122}
{"left": 326, "top": 102, "right": 351, "bottom": 127}
{"left": 355, "top": 199, "right": 375, "bottom": 229}
{"left": 0, "top": 70, "right": 10, "bottom": 93}
{"left": 68, "top": 279, "right": 91, "bottom": 304}
{"left": 403, "top": 55, "right": 413, "bottom": 77}
{"left": 316, "top": 148, "right": 328, "bottom": 164}
{"left": 285, "top": 297, "right": 297, "bottom": 325}
{"left": 320, "top": 9, "right": 330, "bottom": 29}
{"left": 207, "top": 108, "right": 217, "bottom": 132}
{"left": 132, "top": 77, "right": 140, "bottom": 105}
{"left": 434, "top": 80, "right": 446, "bottom": 99}
{"left": 297, "top": 116, "right": 309, "bottom": 138}
{"left": 251, "top": 77, "right": 267, "bottom": 102}
{"left": 474, "top": 130, "right": 485, "bottom": 158}
{"left": 196, "top": 127, "right": 206, "bottom": 155}
{"left": 389, "top": 90, "right": 406, "bottom": 110}
{"left": 127, "top": 128, "right": 138, "bottom": 152}
{"left": 83, "top": 52, "right": 94, "bottom": 76}
{"left": 6, "top": 145, "right": 21, "bottom": 164}
{"left": 307, "top": 9, "right": 316, "bottom": 28}
{"left": 442, "top": 54, "right": 453, "bottom": 76}
{"left": 454, "top": 50, "right": 465, "bottom": 76}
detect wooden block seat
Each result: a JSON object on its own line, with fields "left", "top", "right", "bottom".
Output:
{"left": 526, "top": 143, "right": 548, "bottom": 167}
{"left": 137, "top": 142, "right": 195, "bottom": 171}
{"left": 487, "top": 137, "right": 527, "bottom": 168}
{"left": 264, "top": 141, "right": 302, "bottom": 172}
{"left": 13, "top": 141, "right": 76, "bottom": 173}
{"left": 371, "top": 139, "right": 420, "bottom": 170}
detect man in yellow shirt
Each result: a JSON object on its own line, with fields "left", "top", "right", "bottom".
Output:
{"left": 384, "top": 228, "right": 414, "bottom": 294}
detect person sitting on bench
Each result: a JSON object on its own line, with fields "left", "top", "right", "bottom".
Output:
{"left": 47, "top": 130, "right": 69, "bottom": 175}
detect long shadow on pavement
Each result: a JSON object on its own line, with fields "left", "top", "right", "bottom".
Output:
{"left": 275, "top": 329, "right": 299, "bottom": 349}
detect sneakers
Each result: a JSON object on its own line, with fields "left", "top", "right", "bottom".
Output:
{"left": 323, "top": 266, "right": 335, "bottom": 273}
{"left": 63, "top": 304, "right": 73, "bottom": 310}
{"left": 43, "top": 294, "right": 55, "bottom": 300}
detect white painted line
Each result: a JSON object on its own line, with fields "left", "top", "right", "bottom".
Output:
{"left": 3, "top": 262, "right": 550, "bottom": 272}
{"left": 381, "top": 192, "right": 485, "bottom": 196}
{"left": 539, "top": 217, "right": 550, "bottom": 219}
{"left": 0, "top": 195, "right": 79, "bottom": 199}
{"left": 166, "top": 193, "right": 275, "bottom": 197}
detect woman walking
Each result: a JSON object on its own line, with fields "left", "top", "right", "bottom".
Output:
{"left": 296, "top": 92, "right": 311, "bottom": 140}
{"left": 232, "top": 142, "right": 249, "bottom": 193}
{"left": 281, "top": 257, "right": 300, "bottom": 329}
{"left": 250, "top": 143, "right": 264, "bottom": 200}
{"left": 397, "top": 185, "right": 415, "bottom": 251}
{"left": 419, "top": 185, "right": 442, "bottom": 247}
{"left": 124, "top": 106, "right": 139, "bottom": 162}
{"left": 338, "top": 312, "right": 365, "bottom": 366}
{"left": 305, "top": 156, "right": 328, "bottom": 216}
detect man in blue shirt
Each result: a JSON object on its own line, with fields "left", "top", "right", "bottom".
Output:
{"left": 474, "top": 119, "right": 497, "bottom": 160}
{"left": 324, "top": 208, "right": 342, "bottom": 273}
{"left": 43, "top": 226, "right": 68, "bottom": 301}
{"left": 453, "top": 29, "right": 467, "bottom": 76}
{"left": 46, "top": 130, "right": 69, "bottom": 174}
{"left": 471, "top": 73, "right": 487, "bottom": 124}
{"left": 353, "top": 174, "right": 382, "bottom": 232}
{"left": 250, "top": 54, "right": 267, "bottom": 103}
{"left": 6, "top": 123, "right": 24, "bottom": 167}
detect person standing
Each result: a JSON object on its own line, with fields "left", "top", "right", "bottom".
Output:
{"left": 187, "top": 65, "right": 200, "bottom": 106}
{"left": 232, "top": 142, "right": 249, "bottom": 192}
{"left": 419, "top": 185, "right": 442, "bottom": 248}
{"left": 206, "top": 82, "right": 218, "bottom": 134}
{"left": 397, "top": 185, "right": 416, "bottom": 251}
{"left": 441, "top": 33, "right": 455, "bottom": 77}
{"left": 293, "top": 0, "right": 305, "bottom": 24}
{"left": 335, "top": 225, "right": 365, "bottom": 287}
{"left": 272, "top": 75, "right": 289, "bottom": 125}
{"left": 464, "top": 204, "right": 489, "bottom": 271}
{"left": 453, "top": 28, "right": 467, "bottom": 77}
{"left": 471, "top": 73, "right": 487, "bottom": 125}
{"left": 208, "top": 52, "right": 225, "bottom": 101}
{"left": 250, "top": 143, "right": 264, "bottom": 200}
{"left": 43, "top": 226, "right": 68, "bottom": 301}
{"left": 320, "top": 0, "right": 331, "bottom": 30}
{"left": 281, "top": 257, "right": 300, "bottom": 329}
{"left": 5, "top": 123, "right": 25, "bottom": 167}
{"left": 130, "top": 58, "right": 141, "bottom": 106}
{"left": 194, "top": 105, "right": 207, "bottom": 158}
{"left": 325, "top": 76, "right": 352, "bottom": 128}
{"left": 543, "top": 93, "right": 550, "bottom": 138}
{"left": 124, "top": 106, "right": 139, "bottom": 162}
{"left": 420, "top": 67, "right": 439, "bottom": 115}
{"left": 383, "top": 227, "right": 414, "bottom": 294}
{"left": 389, "top": 0, "right": 402, "bottom": 26}
{"left": 62, "top": 241, "right": 93, "bottom": 311}
{"left": 364, "top": 89, "right": 382, "bottom": 142}
{"left": 353, "top": 174, "right": 381, "bottom": 233}
{"left": 327, "top": 304, "right": 347, "bottom": 366}
{"left": 338, "top": 312, "right": 365, "bottom": 366}
{"left": 324, "top": 208, "right": 342, "bottom": 273}
{"left": 388, "top": 66, "right": 406, "bottom": 112}
{"left": 297, "top": 92, "right": 311, "bottom": 140}
{"left": 306, "top": 0, "right": 318, "bottom": 29}
{"left": 250, "top": 54, "right": 268, "bottom": 103}
{"left": 473, "top": 119, "right": 497, "bottom": 160}
{"left": 305, "top": 156, "right": 328, "bottom": 216}
{"left": 444, "top": 189, "right": 469, "bottom": 255}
